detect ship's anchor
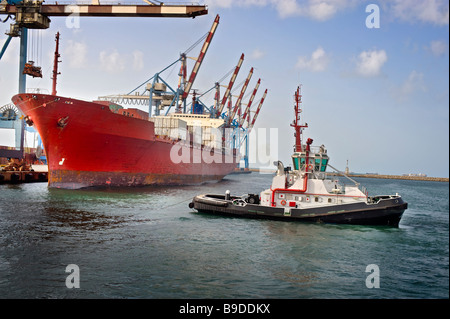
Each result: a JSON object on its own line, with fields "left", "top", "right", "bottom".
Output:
{"left": 24, "top": 115, "right": 33, "bottom": 126}
{"left": 57, "top": 116, "right": 69, "bottom": 128}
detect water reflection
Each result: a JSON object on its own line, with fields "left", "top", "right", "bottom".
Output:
{"left": 43, "top": 206, "right": 129, "bottom": 231}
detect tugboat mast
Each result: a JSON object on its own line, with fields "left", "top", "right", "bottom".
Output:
{"left": 291, "top": 86, "right": 308, "bottom": 152}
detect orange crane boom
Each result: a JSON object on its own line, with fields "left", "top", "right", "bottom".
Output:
{"left": 240, "top": 78, "right": 260, "bottom": 126}
{"left": 216, "top": 53, "right": 244, "bottom": 117}
{"left": 180, "top": 14, "right": 219, "bottom": 104}
{"left": 250, "top": 89, "right": 267, "bottom": 129}
{"left": 229, "top": 67, "right": 253, "bottom": 123}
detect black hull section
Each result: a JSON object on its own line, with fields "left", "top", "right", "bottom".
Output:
{"left": 190, "top": 194, "right": 407, "bottom": 227}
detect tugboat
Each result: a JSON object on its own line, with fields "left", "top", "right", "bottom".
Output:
{"left": 189, "top": 86, "right": 408, "bottom": 226}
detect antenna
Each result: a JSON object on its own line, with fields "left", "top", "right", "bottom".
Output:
{"left": 290, "top": 85, "right": 308, "bottom": 152}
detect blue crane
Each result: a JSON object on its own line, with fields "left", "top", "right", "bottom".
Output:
{"left": 0, "top": 1, "right": 20, "bottom": 61}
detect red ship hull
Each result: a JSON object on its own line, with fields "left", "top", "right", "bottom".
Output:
{"left": 12, "top": 93, "right": 239, "bottom": 189}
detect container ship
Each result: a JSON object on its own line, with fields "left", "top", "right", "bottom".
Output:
{"left": 12, "top": 93, "right": 239, "bottom": 189}
{"left": 10, "top": 15, "right": 267, "bottom": 189}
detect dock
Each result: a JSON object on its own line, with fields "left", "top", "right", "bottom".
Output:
{"left": 229, "top": 168, "right": 253, "bottom": 174}
{"left": 0, "top": 164, "right": 48, "bottom": 184}
{"left": 0, "top": 170, "right": 48, "bottom": 184}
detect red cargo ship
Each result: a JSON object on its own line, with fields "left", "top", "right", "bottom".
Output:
{"left": 12, "top": 93, "right": 239, "bottom": 189}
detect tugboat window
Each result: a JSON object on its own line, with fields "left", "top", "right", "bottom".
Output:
{"left": 293, "top": 157, "right": 299, "bottom": 170}
{"left": 321, "top": 159, "right": 328, "bottom": 172}
{"left": 300, "top": 157, "right": 306, "bottom": 170}
{"left": 315, "top": 159, "right": 320, "bottom": 171}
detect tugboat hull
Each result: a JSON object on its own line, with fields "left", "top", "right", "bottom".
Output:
{"left": 190, "top": 194, "right": 408, "bottom": 227}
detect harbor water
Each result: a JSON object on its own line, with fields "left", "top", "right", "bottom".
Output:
{"left": 0, "top": 173, "right": 448, "bottom": 299}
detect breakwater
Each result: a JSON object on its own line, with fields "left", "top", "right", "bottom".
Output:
{"left": 248, "top": 168, "right": 448, "bottom": 182}
{"left": 336, "top": 173, "right": 448, "bottom": 183}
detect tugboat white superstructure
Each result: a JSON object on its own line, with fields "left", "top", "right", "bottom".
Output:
{"left": 189, "top": 86, "right": 407, "bottom": 226}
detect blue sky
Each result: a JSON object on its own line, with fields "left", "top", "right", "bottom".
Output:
{"left": 1, "top": 0, "right": 449, "bottom": 177}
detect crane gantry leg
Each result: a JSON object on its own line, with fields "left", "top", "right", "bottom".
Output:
{"left": 18, "top": 27, "right": 27, "bottom": 94}
{"left": 0, "top": 35, "right": 13, "bottom": 61}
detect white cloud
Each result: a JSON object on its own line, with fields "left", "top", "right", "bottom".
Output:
{"left": 207, "top": 0, "right": 269, "bottom": 9}
{"left": 65, "top": 40, "right": 87, "bottom": 69}
{"left": 307, "top": 0, "right": 339, "bottom": 21}
{"left": 99, "top": 50, "right": 125, "bottom": 74}
{"left": 206, "top": 0, "right": 234, "bottom": 8}
{"left": 206, "top": 0, "right": 356, "bottom": 21}
{"left": 272, "top": 0, "right": 304, "bottom": 18}
{"left": 429, "top": 40, "right": 448, "bottom": 56}
{"left": 273, "top": 0, "right": 357, "bottom": 20}
{"left": 391, "top": 70, "right": 427, "bottom": 102}
{"left": 250, "top": 48, "right": 265, "bottom": 60}
{"left": 355, "top": 49, "right": 387, "bottom": 77}
{"left": 207, "top": 0, "right": 449, "bottom": 24}
{"left": 388, "top": 0, "right": 449, "bottom": 26}
{"left": 132, "top": 50, "right": 144, "bottom": 71}
{"left": 295, "top": 47, "right": 329, "bottom": 72}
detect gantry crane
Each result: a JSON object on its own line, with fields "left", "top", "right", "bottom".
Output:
{"left": 240, "top": 78, "right": 260, "bottom": 127}
{"left": 249, "top": 89, "right": 267, "bottom": 130}
{"left": 229, "top": 67, "right": 253, "bottom": 123}
{"left": 216, "top": 53, "right": 244, "bottom": 118}
{"left": 213, "top": 65, "right": 265, "bottom": 170}
{"left": 200, "top": 54, "right": 266, "bottom": 170}
{"left": 1, "top": 0, "right": 207, "bottom": 24}
{"left": 239, "top": 88, "right": 267, "bottom": 169}
{"left": 98, "top": 13, "right": 219, "bottom": 117}
{"left": 0, "top": 0, "right": 208, "bottom": 159}
{"left": 179, "top": 13, "right": 219, "bottom": 112}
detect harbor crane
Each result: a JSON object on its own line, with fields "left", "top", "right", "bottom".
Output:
{"left": 98, "top": 13, "right": 220, "bottom": 116}
{"left": 235, "top": 88, "right": 267, "bottom": 170}
{"left": 215, "top": 65, "right": 265, "bottom": 170}
{"left": 0, "top": 0, "right": 208, "bottom": 159}
{"left": 240, "top": 78, "right": 260, "bottom": 126}
{"left": 216, "top": 53, "right": 244, "bottom": 118}
{"left": 179, "top": 13, "right": 219, "bottom": 112}
{"left": 249, "top": 88, "right": 267, "bottom": 130}
{"left": 229, "top": 67, "right": 253, "bottom": 123}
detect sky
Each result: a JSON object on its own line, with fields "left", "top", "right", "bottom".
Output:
{"left": 0, "top": 0, "right": 449, "bottom": 177}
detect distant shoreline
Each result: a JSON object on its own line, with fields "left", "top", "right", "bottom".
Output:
{"left": 247, "top": 168, "right": 449, "bottom": 182}
{"left": 334, "top": 173, "right": 449, "bottom": 182}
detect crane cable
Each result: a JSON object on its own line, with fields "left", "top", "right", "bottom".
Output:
{"left": 183, "top": 32, "right": 207, "bottom": 55}
{"left": 27, "top": 29, "right": 42, "bottom": 66}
